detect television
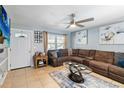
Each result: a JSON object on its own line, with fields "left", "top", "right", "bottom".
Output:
{"left": 0, "top": 5, "right": 10, "bottom": 47}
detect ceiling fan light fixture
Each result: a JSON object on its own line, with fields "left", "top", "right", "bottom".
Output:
{"left": 70, "top": 24, "right": 76, "bottom": 28}
{"left": 65, "top": 13, "right": 94, "bottom": 29}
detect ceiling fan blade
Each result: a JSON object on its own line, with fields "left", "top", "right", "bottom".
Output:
{"left": 62, "top": 22, "right": 70, "bottom": 24}
{"left": 65, "top": 25, "right": 71, "bottom": 29}
{"left": 76, "top": 23, "right": 84, "bottom": 27}
{"left": 76, "top": 18, "right": 94, "bottom": 23}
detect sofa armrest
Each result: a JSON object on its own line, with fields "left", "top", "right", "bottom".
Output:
{"left": 48, "top": 55, "right": 58, "bottom": 67}
{"left": 49, "top": 53, "right": 57, "bottom": 59}
{"left": 49, "top": 56, "right": 57, "bottom": 59}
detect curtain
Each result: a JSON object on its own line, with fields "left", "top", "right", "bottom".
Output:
{"left": 64, "top": 34, "right": 67, "bottom": 48}
{"left": 43, "top": 31, "right": 48, "bottom": 55}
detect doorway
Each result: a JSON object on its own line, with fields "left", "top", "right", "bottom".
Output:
{"left": 10, "top": 30, "right": 31, "bottom": 69}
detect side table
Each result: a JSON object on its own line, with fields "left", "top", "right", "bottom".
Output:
{"left": 33, "top": 55, "right": 48, "bottom": 68}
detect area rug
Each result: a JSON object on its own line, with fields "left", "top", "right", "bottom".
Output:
{"left": 49, "top": 70, "right": 119, "bottom": 88}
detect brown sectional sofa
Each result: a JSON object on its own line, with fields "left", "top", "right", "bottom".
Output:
{"left": 47, "top": 49, "right": 124, "bottom": 84}
{"left": 89, "top": 50, "right": 114, "bottom": 77}
{"left": 70, "top": 49, "right": 95, "bottom": 65}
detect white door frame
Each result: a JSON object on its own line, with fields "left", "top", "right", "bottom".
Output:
{"left": 10, "top": 28, "right": 32, "bottom": 69}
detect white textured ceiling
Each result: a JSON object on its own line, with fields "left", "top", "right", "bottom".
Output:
{"left": 4, "top": 5, "right": 124, "bottom": 32}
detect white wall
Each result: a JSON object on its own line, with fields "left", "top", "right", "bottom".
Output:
{"left": 0, "top": 39, "right": 8, "bottom": 85}
{"left": 71, "top": 27, "right": 124, "bottom": 52}
{"left": 67, "top": 32, "right": 71, "bottom": 48}
{"left": 11, "top": 28, "right": 69, "bottom": 67}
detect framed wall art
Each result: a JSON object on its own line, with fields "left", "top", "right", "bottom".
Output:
{"left": 99, "top": 22, "right": 124, "bottom": 44}
{"left": 75, "top": 30, "right": 88, "bottom": 45}
{"left": 34, "top": 31, "right": 43, "bottom": 43}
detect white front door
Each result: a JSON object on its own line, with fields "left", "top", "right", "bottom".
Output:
{"left": 10, "top": 30, "right": 31, "bottom": 69}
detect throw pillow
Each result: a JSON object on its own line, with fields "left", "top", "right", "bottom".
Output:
{"left": 57, "top": 51, "right": 62, "bottom": 57}
{"left": 68, "top": 48, "right": 72, "bottom": 56}
{"left": 114, "top": 52, "right": 124, "bottom": 65}
{"left": 117, "top": 59, "right": 124, "bottom": 68}
{"left": 51, "top": 51, "right": 57, "bottom": 58}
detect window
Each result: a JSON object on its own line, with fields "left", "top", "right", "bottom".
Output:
{"left": 57, "top": 35, "right": 65, "bottom": 49}
{"left": 48, "top": 34, "right": 56, "bottom": 50}
{"left": 48, "top": 33, "right": 65, "bottom": 50}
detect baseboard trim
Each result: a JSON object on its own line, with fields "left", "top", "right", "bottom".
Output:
{"left": 0, "top": 71, "right": 8, "bottom": 86}
{"left": 11, "top": 66, "right": 31, "bottom": 71}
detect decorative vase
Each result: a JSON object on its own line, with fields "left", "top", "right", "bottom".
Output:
{"left": 42, "top": 52, "right": 45, "bottom": 56}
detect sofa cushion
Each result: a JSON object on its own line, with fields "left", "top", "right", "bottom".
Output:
{"left": 90, "top": 66, "right": 108, "bottom": 77}
{"left": 58, "top": 56, "right": 70, "bottom": 62}
{"left": 71, "top": 49, "right": 79, "bottom": 56}
{"left": 94, "top": 50, "right": 114, "bottom": 64}
{"left": 57, "top": 51, "right": 62, "bottom": 57}
{"left": 59, "top": 49, "right": 68, "bottom": 57}
{"left": 89, "top": 50, "right": 96, "bottom": 59}
{"left": 50, "top": 51, "right": 58, "bottom": 58}
{"left": 89, "top": 60, "right": 110, "bottom": 71}
{"left": 70, "top": 56, "right": 84, "bottom": 63}
{"left": 109, "top": 65, "right": 124, "bottom": 77}
{"left": 78, "top": 49, "right": 90, "bottom": 58}
{"left": 109, "top": 72, "right": 124, "bottom": 84}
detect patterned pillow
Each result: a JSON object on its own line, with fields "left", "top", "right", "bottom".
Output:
{"left": 51, "top": 51, "right": 57, "bottom": 58}
{"left": 57, "top": 51, "right": 62, "bottom": 57}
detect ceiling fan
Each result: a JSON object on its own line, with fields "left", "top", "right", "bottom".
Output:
{"left": 65, "top": 13, "right": 94, "bottom": 29}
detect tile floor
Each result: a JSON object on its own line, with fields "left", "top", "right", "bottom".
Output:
{"left": 1, "top": 66, "right": 124, "bottom": 88}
